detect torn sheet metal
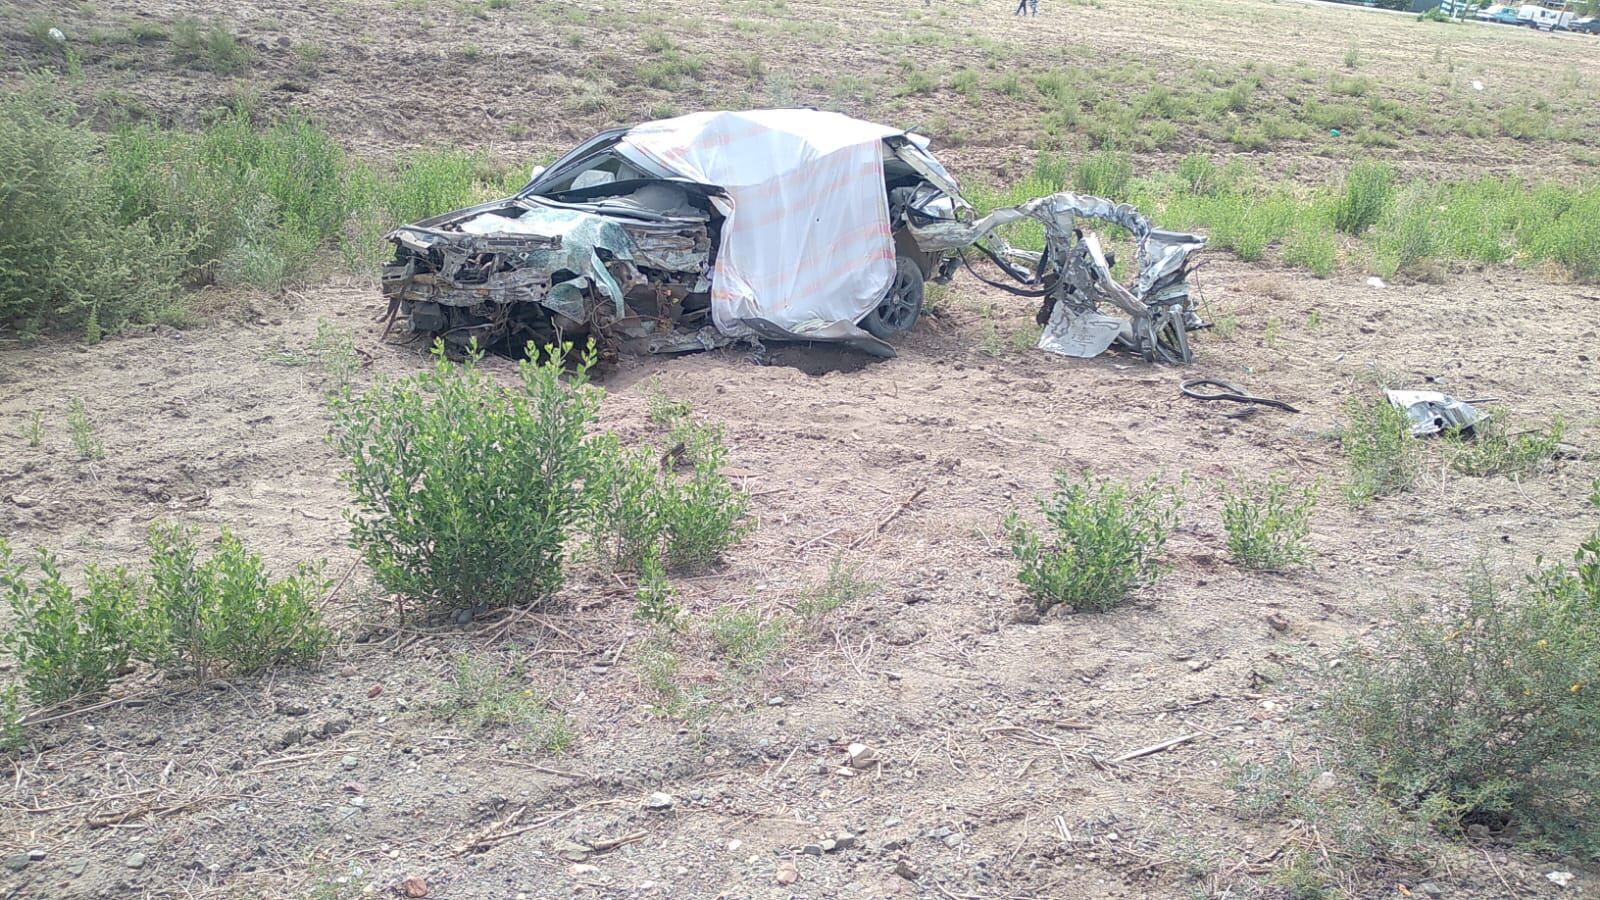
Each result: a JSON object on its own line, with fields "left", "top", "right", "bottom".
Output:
{"left": 1385, "top": 390, "right": 1484, "bottom": 436}
{"left": 910, "top": 192, "right": 1206, "bottom": 364}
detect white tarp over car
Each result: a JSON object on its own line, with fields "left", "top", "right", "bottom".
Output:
{"left": 620, "top": 109, "right": 899, "bottom": 341}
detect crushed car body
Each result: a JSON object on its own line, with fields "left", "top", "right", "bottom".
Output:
{"left": 380, "top": 109, "right": 1207, "bottom": 363}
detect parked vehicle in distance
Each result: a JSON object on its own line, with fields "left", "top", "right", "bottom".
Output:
{"left": 1571, "top": 16, "right": 1600, "bottom": 32}
{"left": 1477, "top": 5, "right": 1524, "bottom": 23}
{"left": 1517, "top": 4, "right": 1574, "bottom": 29}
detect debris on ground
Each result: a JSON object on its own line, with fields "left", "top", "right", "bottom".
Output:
{"left": 1384, "top": 389, "right": 1484, "bottom": 436}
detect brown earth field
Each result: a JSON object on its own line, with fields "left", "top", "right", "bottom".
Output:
{"left": 4, "top": 0, "right": 1600, "bottom": 898}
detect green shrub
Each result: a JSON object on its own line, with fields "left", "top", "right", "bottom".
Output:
{"left": 1, "top": 686, "right": 23, "bottom": 752}
{"left": 1221, "top": 474, "right": 1318, "bottom": 571}
{"left": 1323, "top": 550, "right": 1600, "bottom": 853}
{"left": 658, "top": 429, "right": 752, "bottom": 572}
{"left": 633, "top": 554, "right": 683, "bottom": 630}
{"left": 1332, "top": 161, "right": 1395, "bottom": 235}
{"left": 1340, "top": 396, "right": 1420, "bottom": 504}
{"left": 0, "top": 543, "right": 137, "bottom": 706}
{"left": 66, "top": 398, "right": 103, "bottom": 460}
{"left": 331, "top": 342, "right": 601, "bottom": 618}
{"left": 584, "top": 435, "right": 667, "bottom": 573}
{"left": 442, "top": 654, "right": 572, "bottom": 751}
{"left": 1006, "top": 472, "right": 1183, "bottom": 613}
{"left": 1282, "top": 221, "right": 1338, "bottom": 277}
{"left": 138, "top": 524, "right": 330, "bottom": 681}
{"left": 1446, "top": 413, "right": 1565, "bottom": 478}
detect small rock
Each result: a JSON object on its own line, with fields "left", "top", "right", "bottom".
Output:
{"left": 349, "top": 796, "right": 367, "bottom": 809}
{"left": 1547, "top": 871, "right": 1575, "bottom": 888}
{"left": 274, "top": 725, "right": 308, "bottom": 749}
{"left": 568, "top": 863, "right": 597, "bottom": 876}
{"left": 4, "top": 854, "right": 29, "bottom": 873}
{"left": 895, "top": 859, "right": 919, "bottom": 881}
{"left": 367, "top": 683, "right": 383, "bottom": 698}
{"left": 275, "top": 698, "right": 310, "bottom": 716}
{"left": 1186, "top": 659, "right": 1209, "bottom": 673}
{"left": 883, "top": 816, "right": 902, "bottom": 828}
{"left": 845, "top": 742, "right": 878, "bottom": 769}
{"left": 833, "top": 832, "right": 858, "bottom": 850}
{"left": 775, "top": 861, "right": 800, "bottom": 885}
{"left": 341, "top": 754, "right": 360, "bottom": 770}
{"left": 1366, "top": 276, "right": 1386, "bottom": 289}
{"left": 124, "top": 852, "right": 147, "bottom": 870}
{"left": 316, "top": 712, "right": 353, "bottom": 738}
{"left": 65, "top": 858, "right": 87, "bottom": 877}
{"left": 10, "top": 495, "right": 38, "bottom": 508}
{"left": 727, "top": 839, "right": 742, "bottom": 852}
{"left": 645, "top": 791, "right": 674, "bottom": 810}
{"left": 801, "top": 844, "right": 824, "bottom": 857}
{"left": 943, "top": 832, "right": 964, "bottom": 849}
{"left": 1418, "top": 883, "right": 1443, "bottom": 899}
{"left": 554, "top": 839, "right": 591, "bottom": 861}
{"left": 453, "top": 608, "right": 475, "bottom": 625}
{"left": 26, "top": 849, "right": 45, "bottom": 861}
{"left": 767, "top": 696, "right": 784, "bottom": 706}
{"left": 400, "top": 876, "right": 428, "bottom": 898}
{"left": 1266, "top": 612, "right": 1290, "bottom": 632}
{"left": 820, "top": 839, "right": 837, "bottom": 853}
{"left": 881, "top": 839, "right": 903, "bottom": 852}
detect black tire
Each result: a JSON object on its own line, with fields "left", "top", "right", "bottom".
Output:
{"left": 862, "top": 256, "right": 924, "bottom": 339}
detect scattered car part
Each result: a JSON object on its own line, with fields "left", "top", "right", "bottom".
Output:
{"left": 1180, "top": 379, "right": 1301, "bottom": 413}
{"left": 908, "top": 193, "right": 1207, "bottom": 363}
{"left": 1384, "top": 390, "right": 1486, "bottom": 436}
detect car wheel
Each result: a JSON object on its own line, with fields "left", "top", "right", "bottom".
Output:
{"left": 862, "top": 256, "right": 924, "bottom": 339}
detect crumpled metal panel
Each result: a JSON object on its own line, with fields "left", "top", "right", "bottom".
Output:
{"left": 908, "top": 192, "right": 1206, "bottom": 363}
{"left": 459, "top": 205, "right": 638, "bottom": 317}
{"left": 1384, "top": 390, "right": 1485, "bottom": 436}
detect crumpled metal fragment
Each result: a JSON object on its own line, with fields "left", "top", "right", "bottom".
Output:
{"left": 910, "top": 192, "right": 1206, "bottom": 363}
{"left": 1384, "top": 390, "right": 1485, "bottom": 436}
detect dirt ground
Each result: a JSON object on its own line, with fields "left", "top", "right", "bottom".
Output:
{"left": 3, "top": 260, "right": 1597, "bottom": 899}
{"left": 5, "top": 0, "right": 1600, "bottom": 898}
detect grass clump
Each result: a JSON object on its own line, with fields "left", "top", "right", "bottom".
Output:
{"left": 1332, "top": 160, "right": 1395, "bottom": 235}
{"left": 1006, "top": 472, "right": 1183, "bottom": 613}
{"left": 137, "top": 525, "right": 330, "bottom": 682}
{"left": 1072, "top": 150, "right": 1132, "bottom": 199}
{"left": 1446, "top": 413, "right": 1565, "bottom": 479}
{"left": 0, "top": 543, "right": 137, "bottom": 706}
{"left": 170, "top": 18, "right": 250, "bottom": 73}
{"left": 22, "top": 410, "right": 45, "bottom": 448}
{"left": 707, "top": 607, "right": 789, "bottom": 671}
{"left": 1340, "top": 396, "right": 1420, "bottom": 505}
{"left": 443, "top": 655, "right": 572, "bottom": 752}
{"left": 1323, "top": 548, "right": 1600, "bottom": 854}
{"left": 795, "top": 558, "right": 877, "bottom": 622}
{"left": 657, "top": 428, "right": 751, "bottom": 572}
{"left": 1221, "top": 474, "right": 1317, "bottom": 571}
{"left": 331, "top": 342, "right": 601, "bottom": 619}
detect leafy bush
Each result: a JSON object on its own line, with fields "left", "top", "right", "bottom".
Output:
{"left": 1221, "top": 474, "right": 1318, "bottom": 571}
{"left": 0, "top": 543, "right": 137, "bottom": 706}
{"left": 1340, "top": 396, "right": 1420, "bottom": 505}
{"left": 657, "top": 431, "right": 752, "bottom": 572}
{"left": 584, "top": 435, "right": 668, "bottom": 573}
{"left": 1374, "top": 182, "right": 1441, "bottom": 277}
{"left": 633, "top": 554, "right": 683, "bottom": 630}
{"left": 138, "top": 525, "right": 330, "bottom": 681}
{"left": 171, "top": 18, "right": 250, "bottom": 72}
{"left": 66, "top": 398, "right": 103, "bottom": 460}
{"left": 1447, "top": 413, "right": 1565, "bottom": 478}
{"left": 1323, "top": 549, "right": 1600, "bottom": 852}
{"left": 1332, "top": 160, "right": 1395, "bottom": 235}
{"left": 331, "top": 343, "right": 601, "bottom": 618}
{"left": 1006, "top": 472, "right": 1183, "bottom": 613}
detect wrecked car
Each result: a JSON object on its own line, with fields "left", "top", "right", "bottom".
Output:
{"left": 381, "top": 109, "right": 1207, "bottom": 363}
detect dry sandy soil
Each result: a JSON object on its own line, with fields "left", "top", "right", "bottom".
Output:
{"left": 3, "top": 0, "right": 1600, "bottom": 898}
